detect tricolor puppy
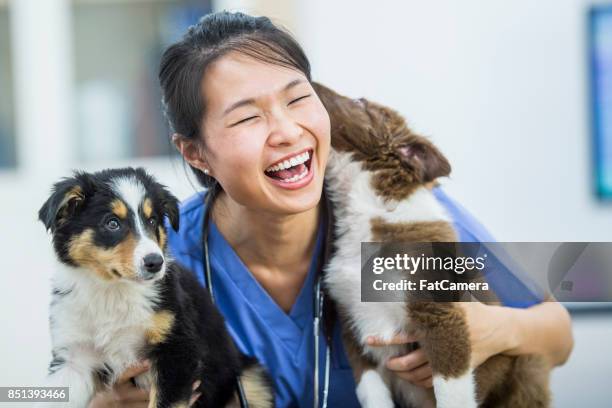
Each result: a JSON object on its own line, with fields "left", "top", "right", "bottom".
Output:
{"left": 314, "top": 83, "right": 550, "bottom": 408}
{"left": 39, "top": 168, "right": 273, "bottom": 408}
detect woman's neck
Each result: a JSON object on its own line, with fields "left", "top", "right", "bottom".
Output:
{"left": 211, "top": 190, "right": 321, "bottom": 273}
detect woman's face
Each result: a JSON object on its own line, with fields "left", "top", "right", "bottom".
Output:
{"left": 198, "top": 52, "right": 331, "bottom": 215}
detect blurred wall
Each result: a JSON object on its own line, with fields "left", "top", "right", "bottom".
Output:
{"left": 297, "top": 0, "right": 612, "bottom": 242}
{"left": 0, "top": 0, "right": 610, "bottom": 406}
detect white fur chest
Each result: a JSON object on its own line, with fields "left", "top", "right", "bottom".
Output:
{"left": 324, "top": 150, "right": 451, "bottom": 361}
{"left": 50, "top": 265, "right": 160, "bottom": 381}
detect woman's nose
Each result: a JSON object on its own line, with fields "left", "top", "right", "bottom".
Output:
{"left": 266, "top": 109, "right": 303, "bottom": 146}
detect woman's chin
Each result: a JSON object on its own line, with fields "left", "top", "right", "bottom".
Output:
{"left": 264, "top": 178, "right": 323, "bottom": 214}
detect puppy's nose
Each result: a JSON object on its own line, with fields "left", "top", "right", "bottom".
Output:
{"left": 143, "top": 253, "right": 164, "bottom": 273}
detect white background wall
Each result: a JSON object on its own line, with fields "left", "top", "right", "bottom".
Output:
{"left": 0, "top": 0, "right": 610, "bottom": 406}
{"left": 296, "top": 0, "right": 612, "bottom": 243}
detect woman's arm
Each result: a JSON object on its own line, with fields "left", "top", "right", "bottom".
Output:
{"left": 475, "top": 297, "right": 574, "bottom": 367}
{"left": 376, "top": 188, "right": 574, "bottom": 384}
{"left": 370, "top": 297, "right": 574, "bottom": 388}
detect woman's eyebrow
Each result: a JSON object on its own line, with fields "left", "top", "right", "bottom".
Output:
{"left": 222, "top": 78, "right": 306, "bottom": 117}
{"left": 223, "top": 98, "right": 256, "bottom": 117}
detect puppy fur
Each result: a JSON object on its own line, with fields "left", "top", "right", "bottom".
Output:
{"left": 39, "top": 168, "right": 273, "bottom": 408}
{"left": 314, "top": 82, "right": 550, "bottom": 408}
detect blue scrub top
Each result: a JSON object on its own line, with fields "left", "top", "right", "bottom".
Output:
{"left": 166, "top": 187, "right": 544, "bottom": 408}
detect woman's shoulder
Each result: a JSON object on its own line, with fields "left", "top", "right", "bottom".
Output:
{"left": 431, "top": 186, "right": 496, "bottom": 243}
{"left": 432, "top": 186, "right": 546, "bottom": 306}
{"left": 179, "top": 191, "right": 208, "bottom": 216}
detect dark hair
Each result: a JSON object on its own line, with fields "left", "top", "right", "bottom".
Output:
{"left": 159, "top": 11, "right": 312, "bottom": 189}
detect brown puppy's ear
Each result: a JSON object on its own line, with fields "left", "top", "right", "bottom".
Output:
{"left": 312, "top": 81, "right": 359, "bottom": 123}
{"left": 397, "top": 140, "right": 451, "bottom": 183}
{"left": 311, "top": 81, "right": 338, "bottom": 107}
{"left": 312, "top": 82, "right": 375, "bottom": 154}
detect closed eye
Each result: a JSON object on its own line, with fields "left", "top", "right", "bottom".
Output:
{"left": 288, "top": 94, "right": 311, "bottom": 105}
{"left": 230, "top": 116, "right": 258, "bottom": 127}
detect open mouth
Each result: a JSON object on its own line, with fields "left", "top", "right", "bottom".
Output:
{"left": 264, "top": 148, "right": 314, "bottom": 184}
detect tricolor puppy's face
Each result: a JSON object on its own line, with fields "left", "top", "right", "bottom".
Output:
{"left": 39, "top": 168, "right": 179, "bottom": 282}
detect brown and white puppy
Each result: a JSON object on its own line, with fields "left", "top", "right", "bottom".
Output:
{"left": 314, "top": 82, "right": 550, "bottom": 408}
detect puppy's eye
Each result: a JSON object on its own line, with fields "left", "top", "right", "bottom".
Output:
{"left": 148, "top": 217, "right": 158, "bottom": 227}
{"left": 105, "top": 218, "right": 121, "bottom": 231}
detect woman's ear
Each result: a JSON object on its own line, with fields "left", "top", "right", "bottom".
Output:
{"left": 172, "top": 133, "right": 211, "bottom": 175}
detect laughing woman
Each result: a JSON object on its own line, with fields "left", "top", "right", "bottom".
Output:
{"left": 88, "top": 11, "right": 573, "bottom": 408}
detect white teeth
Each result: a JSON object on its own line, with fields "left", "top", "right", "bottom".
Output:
{"left": 265, "top": 150, "right": 311, "bottom": 173}
{"left": 278, "top": 166, "right": 309, "bottom": 183}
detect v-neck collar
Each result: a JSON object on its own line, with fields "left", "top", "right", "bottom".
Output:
{"left": 207, "top": 210, "right": 324, "bottom": 352}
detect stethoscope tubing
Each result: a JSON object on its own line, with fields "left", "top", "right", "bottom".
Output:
{"left": 200, "top": 189, "right": 330, "bottom": 408}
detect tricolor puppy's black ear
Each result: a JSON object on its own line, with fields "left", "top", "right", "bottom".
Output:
{"left": 38, "top": 173, "right": 92, "bottom": 232}
{"left": 160, "top": 187, "right": 180, "bottom": 232}
{"left": 134, "top": 167, "right": 180, "bottom": 232}
{"left": 397, "top": 139, "right": 451, "bottom": 183}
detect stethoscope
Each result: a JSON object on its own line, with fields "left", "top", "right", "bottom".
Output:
{"left": 200, "top": 187, "right": 332, "bottom": 408}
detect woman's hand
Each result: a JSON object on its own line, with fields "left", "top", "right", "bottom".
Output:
{"left": 88, "top": 362, "right": 151, "bottom": 408}
{"left": 88, "top": 361, "right": 202, "bottom": 407}
{"left": 367, "top": 334, "right": 433, "bottom": 388}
